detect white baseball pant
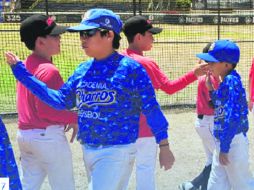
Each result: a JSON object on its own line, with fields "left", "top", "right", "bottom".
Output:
{"left": 17, "top": 125, "right": 75, "bottom": 190}
{"left": 208, "top": 133, "right": 254, "bottom": 190}
{"left": 135, "top": 137, "right": 157, "bottom": 190}
{"left": 82, "top": 143, "right": 136, "bottom": 190}
{"left": 195, "top": 115, "right": 216, "bottom": 166}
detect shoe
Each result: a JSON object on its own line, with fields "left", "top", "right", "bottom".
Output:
{"left": 178, "top": 181, "right": 198, "bottom": 190}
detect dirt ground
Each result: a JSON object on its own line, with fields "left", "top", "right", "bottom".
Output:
{"left": 3, "top": 109, "right": 254, "bottom": 190}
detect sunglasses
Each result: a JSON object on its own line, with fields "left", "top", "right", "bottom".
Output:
{"left": 79, "top": 28, "right": 109, "bottom": 38}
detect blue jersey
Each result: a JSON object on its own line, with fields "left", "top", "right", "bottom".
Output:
{"left": 11, "top": 52, "right": 168, "bottom": 146}
{"left": 209, "top": 70, "right": 248, "bottom": 153}
{"left": 0, "top": 117, "right": 22, "bottom": 190}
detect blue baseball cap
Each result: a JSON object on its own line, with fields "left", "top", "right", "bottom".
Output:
{"left": 67, "top": 8, "right": 123, "bottom": 35}
{"left": 196, "top": 39, "right": 240, "bottom": 64}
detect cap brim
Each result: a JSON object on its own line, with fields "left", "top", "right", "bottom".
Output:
{"left": 67, "top": 24, "right": 98, "bottom": 32}
{"left": 148, "top": 27, "right": 162, "bottom": 34}
{"left": 49, "top": 25, "right": 68, "bottom": 35}
{"left": 196, "top": 53, "right": 220, "bottom": 63}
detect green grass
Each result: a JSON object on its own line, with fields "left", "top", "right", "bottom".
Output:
{"left": 1, "top": 23, "right": 254, "bottom": 113}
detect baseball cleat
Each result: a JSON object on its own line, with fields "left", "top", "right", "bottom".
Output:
{"left": 178, "top": 181, "right": 199, "bottom": 190}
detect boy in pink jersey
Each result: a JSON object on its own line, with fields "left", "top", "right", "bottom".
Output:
{"left": 122, "top": 15, "right": 207, "bottom": 190}
{"left": 15, "top": 15, "right": 78, "bottom": 190}
{"left": 179, "top": 43, "right": 219, "bottom": 190}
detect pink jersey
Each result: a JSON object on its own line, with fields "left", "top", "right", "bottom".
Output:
{"left": 122, "top": 49, "right": 197, "bottom": 137}
{"left": 249, "top": 58, "right": 254, "bottom": 102}
{"left": 17, "top": 53, "right": 77, "bottom": 130}
{"left": 196, "top": 75, "right": 219, "bottom": 115}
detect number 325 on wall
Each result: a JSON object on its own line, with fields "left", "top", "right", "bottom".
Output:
{"left": 5, "top": 14, "right": 21, "bottom": 22}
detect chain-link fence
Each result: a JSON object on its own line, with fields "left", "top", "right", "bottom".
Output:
{"left": 1, "top": 0, "right": 254, "bottom": 114}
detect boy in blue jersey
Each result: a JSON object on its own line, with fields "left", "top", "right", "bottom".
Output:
{"left": 197, "top": 39, "right": 254, "bottom": 190}
{"left": 5, "top": 8, "right": 175, "bottom": 190}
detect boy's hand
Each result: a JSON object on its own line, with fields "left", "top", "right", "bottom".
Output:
{"left": 248, "top": 101, "right": 253, "bottom": 112}
{"left": 193, "top": 61, "right": 209, "bottom": 77}
{"left": 206, "top": 71, "right": 214, "bottom": 91}
{"left": 159, "top": 142, "right": 175, "bottom": 170}
{"left": 5, "top": 52, "right": 20, "bottom": 66}
{"left": 64, "top": 123, "right": 78, "bottom": 143}
{"left": 219, "top": 152, "right": 230, "bottom": 165}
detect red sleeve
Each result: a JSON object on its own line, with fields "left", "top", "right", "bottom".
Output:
{"left": 34, "top": 64, "right": 77, "bottom": 124}
{"left": 160, "top": 70, "right": 197, "bottom": 95}
{"left": 140, "top": 58, "right": 197, "bottom": 94}
{"left": 139, "top": 59, "right": 167, "bottom": 89}
{"left": 249, "top": 59, "right": 254, "bottom": 101}
{"left": 249, "top": 58, "right": 254, "bottom": 78}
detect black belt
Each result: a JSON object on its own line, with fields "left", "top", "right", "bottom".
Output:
{"left": 197, "top": 114, "right": 204, "bottom": 119}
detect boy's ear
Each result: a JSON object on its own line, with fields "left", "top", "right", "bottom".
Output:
{"left": 35, "top": 36, "right": 45, "bottom": 47}
{"left": 107, "top": 31, "right": 114, "bottom": 40}
{"left": 134, "top": 33, "right": 141, "bottom": 41}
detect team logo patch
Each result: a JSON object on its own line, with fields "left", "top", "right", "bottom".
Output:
{"left": 76, "top": 89, "right": 116, "bottom": 108}
{"left": 46, "top": 16, "right": 55, "bottom": 26}
{"left": 105, "top": 18, "right": 110, "bottom": 25}
{"left": 99, "top": 18, "right": 113, "bottom": 29}
{"left": 214, "top": 105, "right": 224, "bottom": 120}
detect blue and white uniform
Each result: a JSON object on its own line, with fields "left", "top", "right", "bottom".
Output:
{"left": 11, "top": 52, "right": 169, "bottom": 190}
{"left": 11, "top": 52, "right": 168, "bottom": 146}
{"left": 211, "top": 70, "right": 248, "bottom": 153}
{"left": 207, "top": 70, "right": 254, "bottom": 190}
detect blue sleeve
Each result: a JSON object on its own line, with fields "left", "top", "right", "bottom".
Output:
{"left": 219, "top": 82, "right": 239, "bottom": 153}
{"left": 11, "top": 61, "right": 76, "bottom": 110}
{"left": 134, "top": 65, "right": 168, "bottom": 144}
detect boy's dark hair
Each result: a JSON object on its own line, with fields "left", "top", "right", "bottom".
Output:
{"left": 100, "top": 30, "right": 121, "bottom": 49}
{"left": 231, "top": 64, "right": 237, "bottom": 69}
{"left": 203, "top": 42, "right": 212, "bottom": 53}
{"left": 24, "top": 39, "right": 37, "bottom": 50}
{"left": 125, "top": 32, "right": 145, "bottom": 44}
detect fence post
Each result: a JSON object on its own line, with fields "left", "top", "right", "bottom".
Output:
{"left": 138, "top": 0, "right": 142, "bottom": 15}
{"left": 45, "top": 0, "right": 49, "bottom": 16}
{"left": 217, "top": 0, "right": 221, "bottom": 40}
{"left": 133, "top": 0, "right": 136, "bottom": 15}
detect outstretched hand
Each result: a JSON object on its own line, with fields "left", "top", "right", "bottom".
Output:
{"left": 5, "top": 52, "right": 20, "bottom": 66}
{"left": 193, "top": 61, "right": 209, "bottom": 77}
{"left": 64, "top": 123, "right": 78, "bottom": 143}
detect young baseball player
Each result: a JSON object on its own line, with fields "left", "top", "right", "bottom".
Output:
{"left": 197, "top": 39, "right": 254, "bottom": 190}
{"left": 5, "top": 9, "right": 175, "bottom": 190}
{"left": 9, "top": 15, "right": 78, "bottom": 190}
{"left": 179, "top": 43, "right": 219, "bottom": 190}
{"left": 122, "top": 15, "right": 207, "bottom": 190}
{"left": 0, "top": 117, "right": 22, "bottom": 190}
